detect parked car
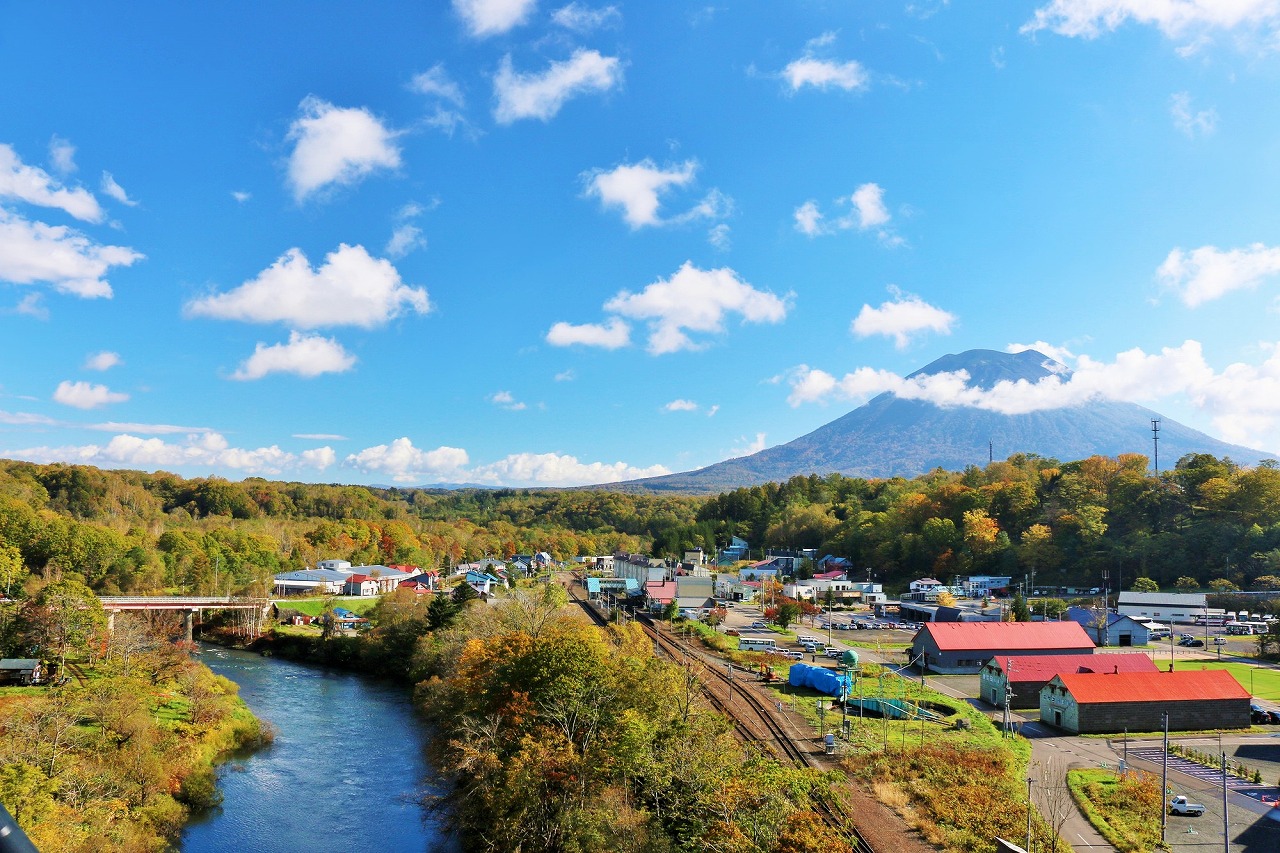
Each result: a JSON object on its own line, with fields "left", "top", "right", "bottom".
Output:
{"left": 724, "top": 628, "right": 740, "bottom": 637}
{"left": 825, "top": 648, "right": 843, "bottom": 658}
{"left": 1268, "top": 710, "right": 1280, "bottom": 725}
{"left": 1180, "top": 638, "right": 1205, "bottom": 647}
{"left": 750, "top": 620, "right": 767, "bottom": 628}
{"left": 1252, "top": 705, "right": 1270, "bottom": 723}
{"left": 1168, "top": 796, "right": 1205, "bottom": 816}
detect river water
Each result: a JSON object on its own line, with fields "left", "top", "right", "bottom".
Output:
{"left": 181, "top": 645, "right": 457, "bottom": 853}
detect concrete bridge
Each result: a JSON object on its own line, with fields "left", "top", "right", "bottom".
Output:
{"left": 98, "top": 596, "right": 271, "bottom": 640}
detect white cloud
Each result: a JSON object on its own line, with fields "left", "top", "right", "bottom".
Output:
{"left": 231, "top": 190, "right": 251, "bottom": 203}
{"left": 554, "top": 369, "right": 576, "bottom": 381}
{"left": 385, "top": 223, "right": 426, "bottom": 259}
{"left": 1022, "top": 0, "right": 1280, "bottom": 40}
{"left": 409, "top": 64, "right": 466, "bottom": 106}
{"left": 708, "top": 223, "right": 731, "bottom": 250}
{"left": 0, "top": 209, "right": 142, "bottom": 298}
{"left": 301, "top": 446, "right": 337, "bottom": 469}
{"left": 546, "top": 318, "right": 631, "bottom": 349}
{"left": 851, "top": 290, "right": 956, "bottom": 348}
{"left": 100, "top": 172, "right": 138, "bottom": 206}
{"left": 603, "top": 261, "right": 790, "bottom": 354}
{"left": 84, "top": 351, "right": 122, "bottom": 371}
{"left": 470, "top": 451, "right": 670, "bottom": 486}
{"left": 795, "top": 183, "right": 899, "bottom": 243}
{"left": 794, "top": 200, "right": 825, "bottom": 236}
{"left": 0, "top": 410, "right": 59, "bottom": 426}
{"left": 664, "top": 399, "right": 698, "bottom": 412}
{"left": 1170, "top": 92, "right": 1218, "bottom": 137}
{"left": 11, "top": 293, "right": 47, "bottom": 319}
{"left": 230, "top": 332, "right": 357, "bottom": 380}
{"left": 706, "top": 404, "right": 720, "bottom": 417}
{"left": 286, "top": 96, "right": 402, "bottom": 202}
{"left": 783, "top": 57, "right": 869, "bottom": 92}
{"left": 48, "top": 136, "right": 76, "bottom": 175}
{"left": 1007, "top": 340, "right": 1078, "bottom": 366}
{"left": 850, "top": 183, "right": 891, "bottom": 229}
{"left": 490, "top": 390, "right": 527, "bottom": 410}
{"left": 88, "top": 421, "right": 211, "bottom": 435}
{"left": 552, "top": 3, "right": 621, "bottom": 31}
{"left": 729, "top": 432, "right": 767, "bottom": 457}
{"left": 493, "top": 49, "right": 623, "bottom": 124}
{"left": 345, "top": 437, "right": 471, "bottom": 483}
{"left": 294, "top": 433, "right": 347, "bottom": 441}
{"left": 0, "top": 144, "right": 102, "bottom": 222}
{"left": 1157, "top": 242, "right": 1280, "bottom": 307}
{"left": 52, "top": 380, "right": 129, "bottom": 409}
{"left": 454, "top": 0, "right": 537, "bottom": 37}
{"left": 4, "top": 431, "right": 320, "bottom": 476}
{"left": 584, "top": 159, "right": 730, "bottom": 230}
{"left": 185, "top": 243, "right": 429, "bottom": 329}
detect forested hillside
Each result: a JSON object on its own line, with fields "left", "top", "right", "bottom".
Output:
{"left": 3, "top": 450, "right": 1280, "bottom": 599}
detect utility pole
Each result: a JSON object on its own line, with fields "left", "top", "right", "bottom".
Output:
{"left": 1222, "top": 750, "right": 1229, "bottom": 853}
{"left": 1152, "top": 418, "right": 1161, "bottom": 474}
{"left": 1026, "top": 776, "right": 1034, "bottom": 853}
{"left": 1161, "top": 711, "right": 1169, "bottom": 845}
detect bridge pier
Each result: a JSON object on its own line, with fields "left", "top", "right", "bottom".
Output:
{"left": 107, "top": 609, "right": 119, "bottom": 634}
{"left": 184, "top": 609, "right": 196, "bottom": 642}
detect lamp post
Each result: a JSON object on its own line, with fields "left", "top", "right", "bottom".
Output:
{"left": 1161, "top": 711, "right": 1169, "bottom": 845}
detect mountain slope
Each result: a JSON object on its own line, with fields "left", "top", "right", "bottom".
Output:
{"left": 616, "top": 349, "right": 1275, "bottom": 493}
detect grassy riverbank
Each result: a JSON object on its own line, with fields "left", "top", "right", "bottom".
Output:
{"left": 0, "top": 643, "right": 271, "bottom": 852}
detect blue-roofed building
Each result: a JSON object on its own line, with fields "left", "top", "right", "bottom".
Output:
{"left": 1064, "top": 607, "right": 1151, "bottom": 647}
{"left": 465, "top": 571, "right": 507, "bottom": 597}
{"left": 274, "top": 568, "right": 352, "bottom": 596}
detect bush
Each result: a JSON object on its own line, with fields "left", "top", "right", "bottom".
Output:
{"left": 176, "top": 766, "right": 223, "bottom": 810}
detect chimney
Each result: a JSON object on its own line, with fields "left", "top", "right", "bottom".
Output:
{"left": 1113, "top": 665, "right": 1118, "bottom": 675}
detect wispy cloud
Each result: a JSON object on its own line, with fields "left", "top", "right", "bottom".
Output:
{"left": 1170, "top": 91, "right": 1218, "bottom": 137}
{"left": 100, "top": 172, "right": 138, "bottom": 206}
{"left": 552, "top": 3, "right": 622, "bottom": 32}
{"left": 0, "top": 143, "right": 102, "bottom": 222}
{"left": 794, "top": 182, "right": 901, "bottom": 245}
{"left": 489, "top": 390, "right": 528, "bottom": 410}
{"left": 493, "top": 50, "right": 623, "bottom": 124}
{"left": 782, "top": 33, "right": 868, "bottom": 93}
{"left": 1022, "top": 0, "right": 1280, "bottom": 43}
{"left": 664, "top": 399, "right": 698, "bottom": 412}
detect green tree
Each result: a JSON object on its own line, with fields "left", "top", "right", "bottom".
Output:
{"left": 426, "top": 592, "right": 461, "bottom": 631}
{"left": 1131, "top": 577, "right": 1160, "bottom": 593}
{"left": 775, "top": 601, "right": 801, "bottom": 630}
{"left": 0, "top": 542, "right": 23, "bottom": 598}
{"left": 1011, "top": 591, "right": 1031, "bottom": 622}
{"left": 1208, "top": 578, "right": 1240, "bottom": 593}
{"left": 1174, "top": 576, "right": 1200, "bottom": 594}
{"left": 22, "top": 579, "right": 106, "bottom": 669}
{"left": 1253, "top": 575, "right": 1280, "bottom": 591}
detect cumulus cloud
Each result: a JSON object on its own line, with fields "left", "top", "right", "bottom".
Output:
{"left": 1157, "top": 242, "right": 1280, "bottom": 307}
{"left": 793, "top": 200, "right": 825, "bottom": 236}
{"left": 52, "top": 380, "right": 129, "bottom": 409}
{"left": 185, "top": 243, "right": 429, "bottom": 329}
{"left": 301, "top": 446, "right": 337, "bottom": 469}
{"left": 493, "top": 49, "right": 622, "bottom": 124}
{"left": 470, "top": 451, "right": 670, "bottom": 486}
{"left": 851, "top": 290, "right": 956, "bottom": 348}
{"left": 100, "top": 172, "right": 138, "bottom": 206}
{"left": 286, "top": 96, "right": 401, "bottom": 202}
{"left": 851, "top": 183, "right": 891, "bottom": 229}
{"left": 783, "top": 341, "right": 1280, "bottom": 452}
{"left": 454, "top": 0, "right": 537, "bottom": 37}
{"left": 583, "top": 159, "right": 729, "bottom": 230}
{"left": 490, "top": 390, "right": 527, "bottom": 410}
{"left": 552, "top": 3, "right": 621, "bottom": 31}
{"left": 0, "top": 209, "right": 142, "bottom": 298}
{"left": 603, "top": 262, "right": 790, "bottom": 354}
{"left": 0, "top": 144, "right": 102, "bottom": 222}
{"left": 345, "top": 437, "right": 471, "bottom": 483}
{"left": 546, "top": 318, "right": 631, "bottom": 349}
{"left": 3, "top": 432, "right": 327, "bottom": 476}
{"left": 84, "top": 351, "right": 122, "bottom": 371}
{"left": 664, "top": 399, "right": 698, "bottom": 412}
{"left": 1007, "top": 340, "right": 1078, "bottom": 366}
{"left": 1170, "top": 92, "right": 1217, "bottom": 136}
{"left": 47, "top": 136, "right": 76, "bottom": 175}
{"left": 230, "top": 332, "right": 357, "bottom": 380}
{"left": 1022, "top": 0, "right": 1280, "bottom": 40}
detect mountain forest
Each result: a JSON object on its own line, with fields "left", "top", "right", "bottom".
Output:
{"left": 2, "top": 451, "right": 1280, "bottom": 602}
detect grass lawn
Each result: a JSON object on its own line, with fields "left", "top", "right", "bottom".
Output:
{"left": 274, "top": 596, "right": 379, "bottom": 617}
{"left": 1177, "top": 660, "right": 1280, "bottom": 701}
{"left": 1067, "top": 768, "right": 1162, "bottom": 853}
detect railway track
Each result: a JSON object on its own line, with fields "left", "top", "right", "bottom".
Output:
{"left": 569, "top": 587, "right": 872, "bottom": 852}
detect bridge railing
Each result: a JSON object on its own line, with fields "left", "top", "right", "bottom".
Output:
{"left": 98, "top": 596, "right": 267, "bottom": 607}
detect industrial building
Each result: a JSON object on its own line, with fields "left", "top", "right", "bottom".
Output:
{"left": 1040, "top": 670, "right": 1250, "bottom": 734}
{"left": 979, "top": 652, "right": 1159, "bottom": 709}
{"left": 912, "top": 621, "right": 1095, "bottom": 674}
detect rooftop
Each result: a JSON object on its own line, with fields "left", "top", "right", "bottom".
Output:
{"left": 1054, "top": 670, "right": 1250, "bottom": 704}
{"left": 986, "top": 653, "right": 1158, "bottom": 682}
{"left": 922, "top": 621, "right": 1094, "bottom": 652}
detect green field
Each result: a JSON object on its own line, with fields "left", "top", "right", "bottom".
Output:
{"left": 1180, "top": 661, "right": 1280, "bottom": 701}
{"left": 273, "top": 596, "right": 380, "bottom": 617}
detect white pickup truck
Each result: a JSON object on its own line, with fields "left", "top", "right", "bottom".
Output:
{"left": 1168, "top": 796, "right": 1205, "bottom": 816}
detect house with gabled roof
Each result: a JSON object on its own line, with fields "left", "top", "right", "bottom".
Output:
{"left": 912, "top": 621, "right": 1095, "bottom": 674}
{"left": 980, "top": 652, "right": 1159, "bottom": 708}
{"left": 1041, "top": 670, "right": 1250, "bottom": 733}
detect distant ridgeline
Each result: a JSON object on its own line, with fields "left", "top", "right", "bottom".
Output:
{"left": 2, "top": 442, "right": 1280, "bottom": 597}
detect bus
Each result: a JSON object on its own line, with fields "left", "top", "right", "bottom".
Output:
{"left": 738, "top": 637, "right": 777, "bottom": 652}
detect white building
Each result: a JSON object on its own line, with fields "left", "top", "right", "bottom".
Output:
{"left": 1116, "top": 592, "right": 1210, "bottom": 624}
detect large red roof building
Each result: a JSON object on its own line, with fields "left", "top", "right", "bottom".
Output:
{"left": 911, "top": 621, "right": 1095, "bottom": 674}
{"left": 1041, "top": 670, "right": 1251, "bottom": 733}
{"left": 980, "top": 652, "right": 1159, "bottom": 708}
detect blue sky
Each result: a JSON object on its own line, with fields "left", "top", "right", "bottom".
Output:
{"left": 3, "top": 1, "right": 1280, "bottom": 487}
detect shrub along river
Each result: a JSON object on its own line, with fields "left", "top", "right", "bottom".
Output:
{"left": 181, "top": 645, "right": 456, "bottom": 852}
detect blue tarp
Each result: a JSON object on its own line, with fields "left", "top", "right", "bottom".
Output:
{"left": 787, "top": 663, "right": 852, "bottom": 698}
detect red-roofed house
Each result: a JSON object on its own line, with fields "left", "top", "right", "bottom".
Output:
{"left": 980, "top": 653, "right": 1159, "bottom": 708}
{"left": 342, "top": 574, "right": 379, "bottom": 596}
{"left": 912, "top": 621, "right": 1095, "bottom": 674}
{"left": 1041, "top": 670, "right": 1251, "bottom": 733}
{"left": 645, "top": 581, "right": 678, "bottom": 610}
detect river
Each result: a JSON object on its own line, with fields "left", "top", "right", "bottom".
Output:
{"left": 181, "top": 645, "right": 457, "bottom": 853}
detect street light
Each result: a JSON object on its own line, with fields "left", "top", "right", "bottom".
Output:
{"left": 1026, "top": 777, "right": 1035, "bottom": 853}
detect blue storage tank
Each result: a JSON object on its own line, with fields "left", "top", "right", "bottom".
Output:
{"left": 787, "top": 663, "right": 851, "bottom": 698}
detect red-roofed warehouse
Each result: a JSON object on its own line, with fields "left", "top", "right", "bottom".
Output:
{"left": 911, "top": 621, "right": 1095, "bottom": 674}
{"left": 980, "top": 653, "right": 1159, "bottom": 708}
{"left": 1041, "top": 670, "right": 1251, "bottom": 734}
